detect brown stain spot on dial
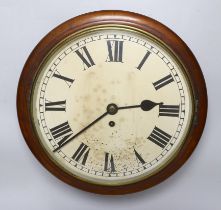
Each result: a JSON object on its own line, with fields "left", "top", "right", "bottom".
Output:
{"left": 98, "top": 63, "right": 103, "bottom": 69}
{"left": 127, "top": 72, "right": 136, "bottom": 81}
{"left": 111, "top": 80, "right": 116, "bottom": 85}
{"left": 102, "top": 88, "right": 107, "bottom": 93}
{"left": 88, "top": 71, "right": 96, "bottom": 77}
{"left": 84, "top": 94, "right": 90, "bottom": 100}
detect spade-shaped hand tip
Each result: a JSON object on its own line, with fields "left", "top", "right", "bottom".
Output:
{"left": 140, "top": 100, "right": 162, "bottom": 111}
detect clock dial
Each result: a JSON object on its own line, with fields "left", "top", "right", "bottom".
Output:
{"left": 31, "top": 26, "right": 193, "bottom": 186}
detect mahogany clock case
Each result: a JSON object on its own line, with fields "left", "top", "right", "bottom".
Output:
{"left": 17, "top": 10, "right": 207, "bottom": 194}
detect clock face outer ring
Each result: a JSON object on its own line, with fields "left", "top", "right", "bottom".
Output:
{"left": 17, "top": 10, "right": 207, "bottom": 195}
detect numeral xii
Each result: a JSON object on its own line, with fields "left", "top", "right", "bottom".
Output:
{"left": 106, "top": 40, "right": 123, "bottom": 62}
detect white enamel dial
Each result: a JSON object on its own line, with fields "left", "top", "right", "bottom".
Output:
{"left": 32, "top": 26, "right": 193, "bottom": 186}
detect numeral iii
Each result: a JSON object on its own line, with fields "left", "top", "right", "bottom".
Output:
{"left": 159, "top": 104, "right": 180, "bottom": 117}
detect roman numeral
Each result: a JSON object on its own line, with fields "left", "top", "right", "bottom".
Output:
{"left": 106, "top": 40, "right": 123, "bottom": 62}
{"left": 148, "top": 126, "right": 172, "bottom": 149}
{"left": 45, "top": 100, "right": 66, "bottom": 111}
{"left": 72, "top": 143, "right": 90, "bottom": 165}
{"left": 153, "top": 74, "right": 174, "bottom": 90}
{"left": 104, "top": 153, "right": 115, "bottom": 172}
{"left": 53, "top": 71, "right": 74, "bottom": 88}
{"left": 159, "top": 104, "right": 180, "bottom": 117}
{"left": 136, "top": 51, "right": 151, "bottom": 70}
{"left": 50, "top": 121, "right": 73, "bottom": 147}
{"left": 134, "top": 149, "right": 145, "bottom": 165}
{"left": 75, "top": 46, "right": 95, "bottom": 70}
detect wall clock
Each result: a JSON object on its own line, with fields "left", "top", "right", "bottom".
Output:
{"left": 17, "top": 10, "right": 207, "bottom": 194}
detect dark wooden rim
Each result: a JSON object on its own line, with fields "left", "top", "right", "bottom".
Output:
{"left": 17, "top": 10, "right": 207, "bottom": 195}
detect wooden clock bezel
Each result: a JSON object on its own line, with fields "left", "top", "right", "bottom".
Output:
{"left": 17, "top": 10, "right": 207, "bottom": 195}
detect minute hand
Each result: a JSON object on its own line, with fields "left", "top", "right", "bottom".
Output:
{"left": 53, "top": 112, "right": 108, "bottom": 152}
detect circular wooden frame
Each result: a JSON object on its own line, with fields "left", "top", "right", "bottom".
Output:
{"left": 17, "top": 10, "right": 207, "bottom": 195}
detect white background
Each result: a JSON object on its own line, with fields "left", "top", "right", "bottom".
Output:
{"left": 0, "top": 0, "right": 220, "bottom": 209}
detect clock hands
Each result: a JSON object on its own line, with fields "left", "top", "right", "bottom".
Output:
{"left": 53, "top": 100, "right": 163, "bottom": 152}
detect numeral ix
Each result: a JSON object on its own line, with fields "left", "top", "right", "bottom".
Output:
{"left": 45, "top": 100, "right": 66, "bottom": 111}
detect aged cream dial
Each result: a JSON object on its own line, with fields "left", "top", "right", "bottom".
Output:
{"left": 31, "top": 26, "right": 193, "bottom": 186}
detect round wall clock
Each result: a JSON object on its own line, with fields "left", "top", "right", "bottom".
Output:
{"left": 17, "top": 10, "right": 207, "bottom": 194}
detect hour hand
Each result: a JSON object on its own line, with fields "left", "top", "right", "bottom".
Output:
{"left": 117, "top": 100, "right": 163, "bottom": 112}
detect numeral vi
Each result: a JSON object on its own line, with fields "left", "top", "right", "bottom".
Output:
{"left": 104, "top": 153, "right": 115, "bottom": 172}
